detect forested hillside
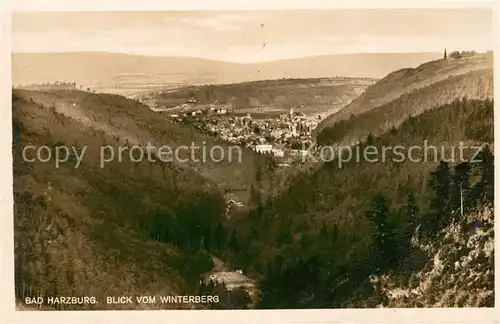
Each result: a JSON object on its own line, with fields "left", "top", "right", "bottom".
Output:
{"left": 317, "top": 69, "right": 493, "bottom": 146}
{"left": 13, "top": 89, "right": 277, "bottom": 206}
{"left": 366, "top": 203, "right": 494, "bottom": 307}
{"left": 315, "top": 52, "right": 493, "bottom": 135}
{"left": 10, "top": 90, "right": 495, "bottom": 310}
{"left": 220, "top": 98, "right": 494, "bottom": 308}
{"left": 12, "top": 90, "right": 272, "bottom": 309}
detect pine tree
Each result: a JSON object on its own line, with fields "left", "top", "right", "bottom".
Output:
{"left": 202, "top": 225, "right": 212, "bottom": 251}
{"left": 229, "top": 230, "right": 241, "bottom": 253}
{"left": 249, "top": 184, "right": 262, "bottom": 209}
{"left": 478, "top": 145, "right": 494, "bottom": 202}
{"left": 365, "top": 194, "right": 397, "bottom": 270}
{"left": 403, "top": 192, "right": 419, "bottom": 253}
{"left": 428, "top": 160, "right": 451, "bottom": 234}
{"left": 213, "top": 224, "right": 226, "bottom": 253}
{"left": 299, "top": 232, "right": 311, "bottom": 249}
{"left": 330, "top": 223, "right": 339, "bottom": 243}
{"left": 277, "top": 224, "right": 293, "bottom": 245}
{"left": 450, "top": 162, "right": 470, "bottom": 219}
{"left": 366, "top": 132, "right": 374, "bottom": 146}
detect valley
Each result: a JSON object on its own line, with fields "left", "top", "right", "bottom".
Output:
{"left": 11, "top": 51, "right": 495, "bottom": 310}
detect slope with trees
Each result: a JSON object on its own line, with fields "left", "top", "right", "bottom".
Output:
{"left": 317, "top": 69, "right": 493, "bottom": 146}
{"left": 222, "top": 98, "right": 494, "bottom": 308}
{"left": 12, "top": 89, "right": 270, "bottom": 309}
{"left": 315, "top": 52, "right": 493, "bottom": 137}
{"left": 14, "top": 89, "right": 278, "bottom": 206}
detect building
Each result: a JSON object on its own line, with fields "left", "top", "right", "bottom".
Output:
{"left": 271, "top": 148, "right": 285, "bottom": 157}
{"left": 204, "top": 271, "right": 255, "bottom": 291}
{"left": 299, "top": 150, "right": 309, "bottom": 157}
{"left": 255, "top": 144, "right": 273, "bottom": 154}
{"left": 243, "top": 113, "right": 253, "bottom": 126}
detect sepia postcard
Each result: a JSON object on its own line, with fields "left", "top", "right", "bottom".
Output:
{"left": 1, "top": 0, "right": 499, "bottom": 323}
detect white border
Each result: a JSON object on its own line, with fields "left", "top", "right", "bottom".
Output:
{"left": 8, "top": 0, "right": 499, "bottom": 11}
{"left": 1, "top": 1, "right": 499, "bottom": 323}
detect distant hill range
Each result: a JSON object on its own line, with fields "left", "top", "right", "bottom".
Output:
{"left": 12, "top": 52, "right": 441, "bottom": 95}
{"left": 139, "top": 77, "right": 376, "bottom": 117}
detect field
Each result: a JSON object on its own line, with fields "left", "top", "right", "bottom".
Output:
{"left": 138, "top": 77, "right": 375, "bottom": 117}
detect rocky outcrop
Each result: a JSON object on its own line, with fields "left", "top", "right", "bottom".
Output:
{"left": 371, "top": 204, "right": 494, "bottom": 307}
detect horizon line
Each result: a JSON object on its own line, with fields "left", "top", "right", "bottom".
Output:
{"left": 10, "top": 49, "right": 463, "bottom": 64}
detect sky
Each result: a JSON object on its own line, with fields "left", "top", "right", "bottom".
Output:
{"left": 12, "top": 9, "right": 494, "bottom": 63}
